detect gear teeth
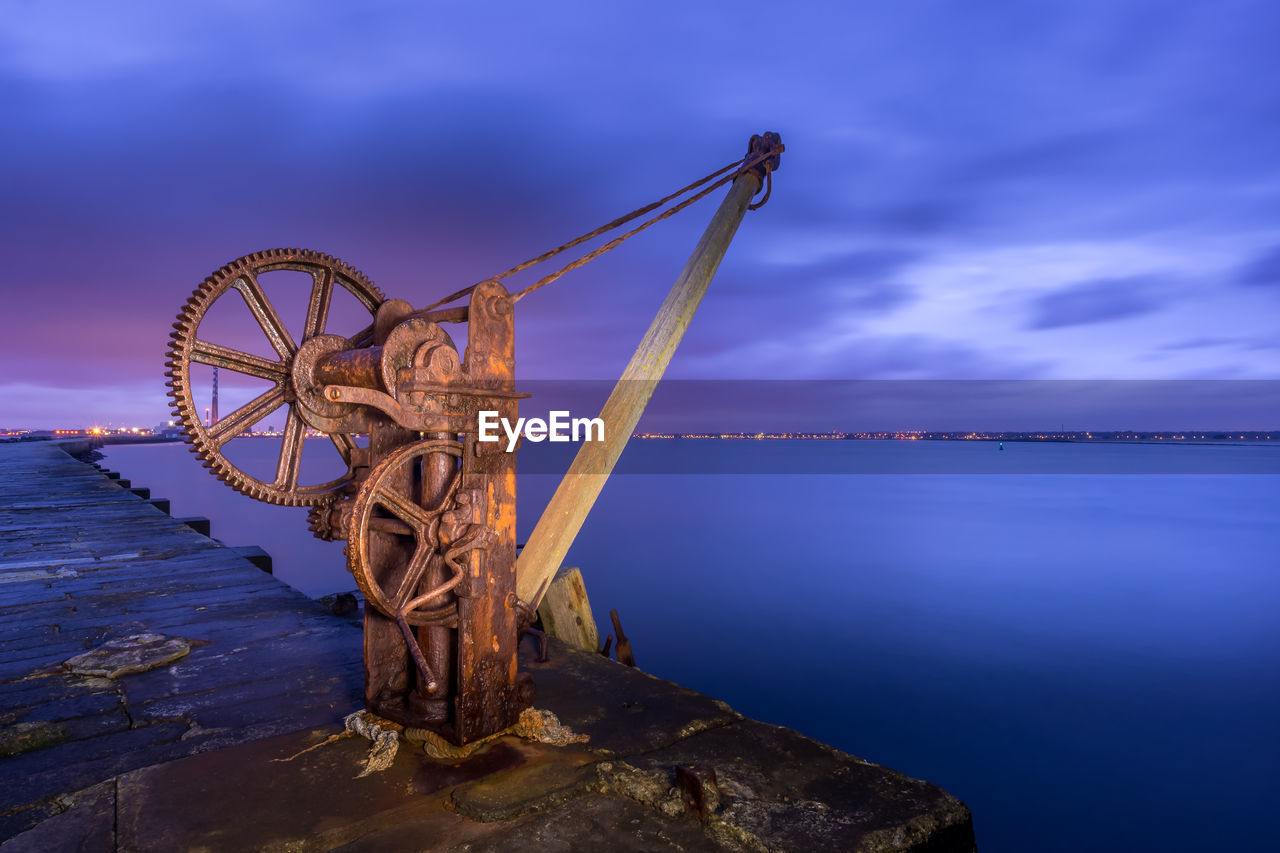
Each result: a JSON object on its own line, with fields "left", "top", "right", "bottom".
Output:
{"left": 306, "top": 503, "right": 339, "bottom": 541}
{"left": 166, "top": 248, "right": 379, "bottom": 508}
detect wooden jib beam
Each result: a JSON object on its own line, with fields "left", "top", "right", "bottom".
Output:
{"left": 516, "top": 166, "right": 766, "bottom": 606}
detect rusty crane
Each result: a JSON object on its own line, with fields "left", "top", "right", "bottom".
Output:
{"left": 163, "top": 133, "right": 783, "bottom": 745}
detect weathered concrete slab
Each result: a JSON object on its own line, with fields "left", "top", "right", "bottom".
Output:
{"left": 99, "top": 638, "right": 973, "bottom": 852}
{"left": 630, "top": 718, "right": 975, "bottom": 851}
{"left": 520, "top": 633, "right": 742, "bottom": 757}
{"left": 0, "top": 442, "right": 362, "bottom": 841}
{"left": 0, "top": 780, "right": 114, "bottom": 853}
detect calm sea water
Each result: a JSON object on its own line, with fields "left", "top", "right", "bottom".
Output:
{"left": 104, "top": 439, "right": 1280, "bottom": 852}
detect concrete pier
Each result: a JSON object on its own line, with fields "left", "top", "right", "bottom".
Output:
{"left": 0, "top": 441, "right": 975, "bottom": 851}
{"left": 0, "top": 441, "right": 362, "bottom": 842}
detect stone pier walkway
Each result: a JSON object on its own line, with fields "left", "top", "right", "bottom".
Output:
{"left": 0, "top": 442, "right": 363, "bottom": 840}
{"left": 0, "top": 441, "right": 975, "bottom": 851}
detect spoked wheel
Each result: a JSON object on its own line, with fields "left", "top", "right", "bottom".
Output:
{"left": 346, "top": 439, "right": 493, "bottom": 691}
{"left": 164, "top": 248, "right": 384, "bottom": 506}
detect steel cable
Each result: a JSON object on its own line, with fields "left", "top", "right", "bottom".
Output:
{"left": 418, "top": 147, "right": 779, "bottom": 310}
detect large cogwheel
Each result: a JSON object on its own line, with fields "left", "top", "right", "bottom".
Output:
{"left": 164, "top": 249, "right": 384, "bottom": 507}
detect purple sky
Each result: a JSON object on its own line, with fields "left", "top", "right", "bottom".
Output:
{"left": 3, "top": 2, "right": 1278, "bottom": 430}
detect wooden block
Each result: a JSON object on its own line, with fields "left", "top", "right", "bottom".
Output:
{"left": 174, "top": 517, "right": 211, "bottom": 536}
{"left": 230, "top": 546, "right": 272, "bottom": 574}
{"left": 536, "top": 567, "right": 600, "bottom": 652}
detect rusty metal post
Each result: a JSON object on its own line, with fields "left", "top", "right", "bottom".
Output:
{"left": 410, "top": 434, "right": 455, "bottom": 724}
{"left": 516, "top": 159, "right": 769, "bottom": 606}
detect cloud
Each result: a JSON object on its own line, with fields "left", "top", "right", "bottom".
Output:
{"left": 4, "top": 0, "right": 1280, "bottom": 426}
{"left": 1236, "top": 245, "right": 1280, "bottom": 287}
{"left": 787, "top": 249, "right": 921, "bottom": 313}
{"left": 727, "top": 248, "right": 921, "bottom": 308}
{"left": 810, "top": 249, "right": 920, "bottom": 279}
{"left": 1027, "top": 276, "right": 1164, "bottom": 330}
{"left": 0, "top": 381, "right": 170, "bottom": 431}
{"left": 815, "top": 198, "right": 973, "bottom": 241}
{"left": 673, "top": 327, "right": 1052, "bottom": 381}
{"left": 830, "top": 280, "right": 915, "bottom": 313}
{"left": 812, "top": 334, "right": 1053, "bottom": 379}
{"left": 958, "top": 128, "right": 1133, "bottom": 186}
{"left": 1159, "top": 337, "right": 1241, "bottom": 351}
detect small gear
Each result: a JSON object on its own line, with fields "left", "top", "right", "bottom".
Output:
{"left": 307, "top": 504, "right": 336, "bottom": 540}
{"left": 164, "top": 249, "right": 384, "bottom": 507}
{"left": 308, "top": 499, "right": 352, "bottom": 541}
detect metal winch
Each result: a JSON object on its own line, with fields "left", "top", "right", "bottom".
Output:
{"left": 163, "top": 132, "right": 782, "bottom": 745}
